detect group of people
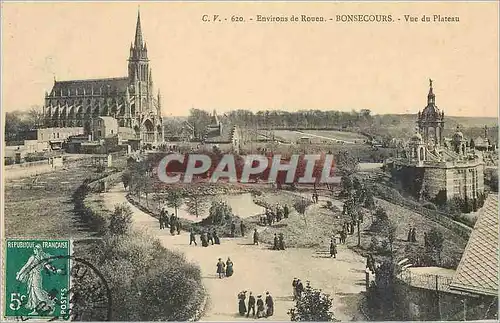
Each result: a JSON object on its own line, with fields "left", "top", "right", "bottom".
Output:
{"left": 159, "top": 208, "right": 181, "bottom": 235}
{"left": 190, "top": 229, "right": 221, "bottom": 247}
{"left": 260, "top": 204, "right": 289, "bottom": 226}
{"left": 291, "top": 278, "right": 305, "bottom": 300}
{"left": 216, "top": 257, "right": 234, "bottom": 278}
{"left": 230, "top": 221, "right": 246, "bottom": 237}
{"left": 237, "top": 290, "right": 274, "bottom": 318}
{"left": 273, "top": 233, "right": 286, "bottom": 250}
{"left": 407, "top": 227, "right": 417, "bottom": 242}
{"left": 311, "top": 192, "right": 319, "bottom": 203}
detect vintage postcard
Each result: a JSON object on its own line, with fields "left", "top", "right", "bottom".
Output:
{"left": 1, "top": 1, "right": 498, "bottom": 322}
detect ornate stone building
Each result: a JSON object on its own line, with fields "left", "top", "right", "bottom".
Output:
{"left": 41, "top": 11, "right": 163, "bottom": 145}
{"left": 386, "top": 80, "right": 485, "bottom": 203}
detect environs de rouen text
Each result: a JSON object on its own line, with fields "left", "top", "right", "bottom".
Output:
{"left": 201, "top": 14, "right": 460, "bottom": 23}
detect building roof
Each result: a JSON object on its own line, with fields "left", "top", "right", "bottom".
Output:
{"left": 450, "top": 194, "right": 499, "bottom": 296}
{"left": 95, "top": 116, "right": 118, "bottom": 129}
{"left": 50, "top": 77, "right": 129, "bottom": 97}
{"left": 205, "top": 124, "right": 236, "bottom": 143}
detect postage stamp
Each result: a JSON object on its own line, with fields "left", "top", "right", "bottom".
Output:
{"left": 4, "top": 239, "right": 72, "bottom": 320}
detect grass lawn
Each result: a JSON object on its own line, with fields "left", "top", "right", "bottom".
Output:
{"left": 4, "top": 166, "right": 101, "bottom": 239}
{"left": 352, "top": 198, "right": 466, "bottom": 269}
{"left": 299, "top": 130, "right": 368, "bottom": 142}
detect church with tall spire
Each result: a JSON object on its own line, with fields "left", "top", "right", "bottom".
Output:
{"left": 41, "top": 10, "right": 164, "bottom": 145}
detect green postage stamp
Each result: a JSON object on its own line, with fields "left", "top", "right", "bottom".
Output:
{"left": 4, "top": 239, "right": 72, "bottom": 319}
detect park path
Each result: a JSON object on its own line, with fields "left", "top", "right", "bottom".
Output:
{"left": 103, "top": 186, "right": 367, "bottom": 321}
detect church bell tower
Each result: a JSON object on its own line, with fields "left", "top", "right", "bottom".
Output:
{"left": 128, "top": 10, "right": 151, "bottom": 114}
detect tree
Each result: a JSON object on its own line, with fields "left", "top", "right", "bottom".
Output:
{"left": 185, "top": 195, "right": 208, "bottom": 218}
{"left": 344, "top": 196, "right": 362, "bottom": 246}
{"left": 27, "top": 105, "right": 44, "bottom": 128}
{"left": 293, "top": 198, "right": 312, "bottom": 226}
{"left": 427, "top": 228, "right": 445, "bottom": 265}
{"left": 334, "top": 150, "right": 359, "bottom": 176}
{"left": 122, "top": 171, "right": 132, "bottom": 191}
{"left": 109, "top": 204, "right": 133, "bottom": 235}
{"left": 166, "top": 191, "right": 183, "bottom": 217}
{"left": 288, "top": 281, "right": 335, "bottom": 321}
{"left": 187, "top": 108, "right": 212, "bottom": 140}
{"left": 340, "top": 175, "right": 353, "bottom": 197}
{"left": 364, "top": 191, "right": 375, "bottom": 209}
{"left": 382, "top": 221, "right": 398, "bottom": 257}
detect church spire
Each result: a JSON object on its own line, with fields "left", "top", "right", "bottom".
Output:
{"left": 134, "top": 9, "right": 143, "bottom": 49}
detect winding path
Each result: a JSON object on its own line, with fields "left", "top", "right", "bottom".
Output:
{"left": 103, "top": 186, "right": 367, "bottom": 321}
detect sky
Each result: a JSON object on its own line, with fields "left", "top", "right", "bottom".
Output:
{"left": 1, "top": 1, "right": 499, "bottom": 117}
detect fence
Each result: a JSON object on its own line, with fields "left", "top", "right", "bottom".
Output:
{"left": 397, "top": 270, "right": 455, "bottom": 293}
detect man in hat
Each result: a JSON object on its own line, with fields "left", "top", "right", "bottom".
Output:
{"left": 253, "top": 228, "right": 259, "bottom": 245}
{"left": 265, "top": 292, "right": 274, "bottom": 317}
{"left": 246, "top": 292, "right": 256, "bottom": 318}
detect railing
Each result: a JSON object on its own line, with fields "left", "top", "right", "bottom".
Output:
{"left": 398, "top": 270, "right": 455, "bottom": 294}
{"left": 4, "top": 159, "right": 51, "bottom": 169}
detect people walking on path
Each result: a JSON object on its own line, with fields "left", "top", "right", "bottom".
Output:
{"left": 246, "top": 292, "right": 256, "bottom": 317}
{"left": 256, "top": 295, "right": 265, "bottom": 318}
{"left": 253, "top": 229, "right": 259, "bottom": 245}
{"left": 176, "top": 220, "right": 181, "bottom": 235}
{"left": 231, "top": 221, "right": 236, "bottom": 237}
{"left": 238, "top": 291, "right": 247, "bottom": 316}
{"left": 278, "top": 233, "right": 286, "bottom": 250}
{"left": 330, "top": 239, "right": 337, "bottom": 258}
{"left": 213, "top": 230, "right": 220, "bottom": 244}
{"left": 283, "top": 204, "right": 289, "bottom": 218}
{"left": 189, "top": 229, "right": 197, "bottom": 246}
{"left": 240, "top": 221, "right": 245, "bottom": 237}
{"left": 216, "top": 258, "right": 226, "bottom": 279}
{"left": 207, "top": 231, "right": 214, "bottom": 245}
{"left": 201, "top": 231, "right": 209, "bottom": 247}
{"left": 226, "top": 257, "right": 234, "bottom": 277}
{"left": 265, "top": 292, "right": 274, "bottom": 317}
{"left": 273, "top": 234, "right": 279, "bottom": 250}
{"left": 411, "top": 228, "right": 417, "bottom": 242}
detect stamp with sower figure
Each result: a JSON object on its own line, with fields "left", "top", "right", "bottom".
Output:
{"left": 4, "top": 239, "right": 112, "bottom": 321}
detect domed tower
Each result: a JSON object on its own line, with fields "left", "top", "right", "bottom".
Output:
{"left": 417, "top": 79, "right": 445, "bottom": 147}
{"left": 408, "top": 127, "right": 426, "bottom": 164}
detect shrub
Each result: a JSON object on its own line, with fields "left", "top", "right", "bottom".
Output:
{"left": 84, "top": 231, "right": 205, "bottom": 321}
{"left": 288, "top": 281, "right": 335, "bottom": 321}
{"left": 108, "top": 204, "right": 133, "bottom": 235}
{"left": 422, "top": 201, "right": 437, "bottom": 210}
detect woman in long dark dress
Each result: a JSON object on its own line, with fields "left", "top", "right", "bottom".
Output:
{"left": 256, "top": 295, "right": 265, "bottom": 318}
{"left": 226, "top": 258, "right": 234, "bottom": 277}
{"left": 238, "top": 291, "right": 247, "bottom": 316}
